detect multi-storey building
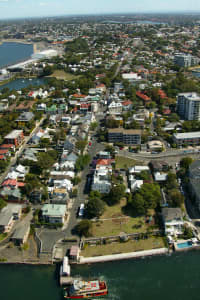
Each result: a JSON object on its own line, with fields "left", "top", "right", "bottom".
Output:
{"left": 177, "top": 92, "right": 200, "bottom": 121}
{"left": 174, "top": 53, "right": 199, "bottom": 68}
{"left": 173, "top": 131, "right": 200, "bottom": 147}
{"left": 108, "top": 129, "right": 142, "bottom": 145}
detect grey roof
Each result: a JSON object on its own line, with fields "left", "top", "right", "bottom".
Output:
{"left": 64, "top": 140, "right": 74, "bottom": 151}
{"left": 16, "top": 112, "right": 34, "bottom": 122}
{"left": 11, "top": 225, "right": 30, "bottom": 240}
{"left": 0, "top": 211, "right": 13, "bottom": 226}
{"left": 162, "top": 207, "right": 183, "bottom": 221}
{"left": 0, "top": 187, "right": 21, "bottom": 198}
{"left": 66, "top": 152, "right": 78, "bottom": 162}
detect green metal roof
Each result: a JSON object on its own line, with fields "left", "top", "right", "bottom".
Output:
{"left": 41, "top": 204, "right": 66, "bottom": 217}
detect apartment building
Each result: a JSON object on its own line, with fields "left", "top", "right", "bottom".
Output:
{"left": 173, "top": 131, "right": 200, "bottom": 147}
{"left": 108, "top": 129, "right": 142, "bottom": 145}
{"left": 177, "top": 92, "right": 200, "bottom": 120}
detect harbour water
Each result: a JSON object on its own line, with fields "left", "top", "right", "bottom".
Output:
{"left": 1, "top": 251, "right": 200, "bottom": 300}
{"left": 0, "top": 42, "right": 33, "bottom": 68}
{"left": 0, "top": 77, "right": 47, "bottom": 90}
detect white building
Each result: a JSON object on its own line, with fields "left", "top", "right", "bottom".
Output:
{"left": 108, "top": 101, "right": 122, "bottom": 115}
{"left": 91, "top": 166, "right": 112, "bottom": 194}
{"left": 177, "top": 92, "right": 200, "bottom": 121}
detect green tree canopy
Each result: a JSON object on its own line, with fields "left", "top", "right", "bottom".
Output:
{"left": 132, "top": 183, "right": 161, "bottom": 214}
{"left": 75, "top": 219, "right": 92, "bottom": 237}
{"left": 85, "top": 198, "right": 105, "bottom": 219}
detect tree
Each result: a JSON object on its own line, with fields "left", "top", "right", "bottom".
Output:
{"left": 180, "top": 157, "right": 193, "bottom": 170}
{"left": 75, "top": 140, "right": 87, "bottom": 154}
{"left": 131, "top": 183, "right": 161, "bottom": 214}
{"left": 90, "top": 122, "right": 98, "bottom": 131}
{"left": 75, "top": 220, "right": 92, "bottom": 237}
{"left": 108, "top": 184, "right": 126, "bottom": 205}
{"left": 168, "top": 189, "right": 184, "bottom": 207}
{"left": 85, "top": 198, "right": 105, "bottom": 218}
{"left": 132, "top": 193, "right": 145, "bottom": 215}
{"left": 166, "top": 172, "right": 178, "bottom": 190}
{"left": 183, "top": 225, "right": 193, "bottom": 239}
{"left": 75, "top": 154, "right": 90, "bottom": 172}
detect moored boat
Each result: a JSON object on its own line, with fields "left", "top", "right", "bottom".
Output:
{"left": 63, "top": 278, "right": 108, "bottom": 299}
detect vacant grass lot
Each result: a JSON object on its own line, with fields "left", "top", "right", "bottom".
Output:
{"left": 81, "top": 237, "right": 165, "bottom": 257}
{"left": 91, "top": 199, "right": 155, "bottom": 237}
{"left": 49, "top": 70, "right": 80, "bottom": 81}
{"left": 115, "top": 156, "right": 143, "bottom": 169}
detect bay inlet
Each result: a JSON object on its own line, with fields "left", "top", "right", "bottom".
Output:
{"left": 1, "top": 251, "right": 200, "bottom": 300}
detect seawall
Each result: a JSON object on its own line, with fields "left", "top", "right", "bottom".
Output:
{"left": 79, "top": 247, "right": 169, "bottom": 264}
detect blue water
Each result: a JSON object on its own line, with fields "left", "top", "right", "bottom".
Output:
{"left": 177, "top": 241, "right": 192, "bottom": 249}
{"left": 0, "top": 42, "right": 33, "bottom": 68}
{"left": 0, "top": 78, "right": 46, "bottom": 91}
{"left": 1, "top": 251, "right": 200, "bottom": 300}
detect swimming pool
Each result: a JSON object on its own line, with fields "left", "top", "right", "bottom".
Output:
{"left": 177, "top": 241, "right": 193, "bottom": 249}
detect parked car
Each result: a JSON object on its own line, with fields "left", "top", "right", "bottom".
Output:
{"left": 78, "top": 203, "right": 85, "bottom": 217}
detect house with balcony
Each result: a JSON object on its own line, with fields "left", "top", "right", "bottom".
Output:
{"left": 162, "top": 207, "right": 184, "bottom": 236}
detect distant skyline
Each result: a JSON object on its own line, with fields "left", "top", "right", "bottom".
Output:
{"left": 0, "top": 0, "right": 200, "bottom": 20}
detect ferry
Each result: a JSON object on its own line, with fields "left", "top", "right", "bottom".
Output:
{"left": 63, "top": 278, "right": 108, "bottom": 299}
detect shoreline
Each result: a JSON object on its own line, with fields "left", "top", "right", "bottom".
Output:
{"left": 78, "top": 247, "right": 169, "bottom": 264}
{"left": 0, "top": 39, "right": 33, "bottom": 45}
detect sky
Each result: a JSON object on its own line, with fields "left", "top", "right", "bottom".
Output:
{"left": 0, "top": 0, "right": 200, "bottom": 20}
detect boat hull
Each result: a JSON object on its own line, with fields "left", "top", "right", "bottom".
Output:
{"left": 64, "top": 290, "right": 108, "bottom": 299}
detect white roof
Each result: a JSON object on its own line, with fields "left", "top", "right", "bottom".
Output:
{"left": 129, "top": 166, "right": 149, "bottom": 174}
{"left": 154, "top": 172, "right": 168, "bottom": 181}
{"left": 174, "top": 131, "right": 200, "bottom": 139}
{"left": 5, "top": 130, "right": 23, "bottom": 139}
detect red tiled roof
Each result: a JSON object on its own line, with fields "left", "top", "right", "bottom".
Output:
{"left": 96, "top": 159, "right": 112, "bottom": 166}
{"left": 163, "top": 109, "right": 171, "bottom": 115}
{"left": 158, "top": 89, "right": 167, "bottom": 99}
{"left": 72, "top": 94, "right": 86, "bottom": 98}
{"left": 0, "top": 155, "right": 6, "bottom": 160}
{"left": 2, "top": 179, "right": 25, "bottom": 187}
{"left": 0, "top": 149, "right": 9, "bottom": 154}
{"left": 136, "top": 91, "right": 151, "bottom": 101}
{"left": 122, "top": 100, "right": 132, "bottom": 106}
{"left": 28, "top": 91, "right": 34, "bottom": 97}
{"left": 80, "top": 103, "right": 90, "bottom": 109}
{"left": 0, "top": 144, "right": 14, "bottom": 149}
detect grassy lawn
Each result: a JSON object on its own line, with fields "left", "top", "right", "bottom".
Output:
{"left": 100, "top": 198, "right": 126, "bottom": 219}
{"left": 92, "top": 217, "right": 148, "bottom": 237}
{"left": 115, "top": 156, "right": 143, "bottom": 169}
{"left": 81, "top": 237, "right": 165, "bottom": 257}
{"left": 92, "top": 199, "right": 157, "bottom": 237}
{"left": 49, "top": 70, "right": 80, "bottom": 81}
{"left": 0, "top": 233, "right": 7, "bottom": 242}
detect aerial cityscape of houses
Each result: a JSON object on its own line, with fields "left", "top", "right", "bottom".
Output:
{"left": 0, "top": 14, "right": 200, "bottom": 264}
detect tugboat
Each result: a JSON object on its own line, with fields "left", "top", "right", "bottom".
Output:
{"left": 63, "top": 278, "right": 108, "bottom": 299}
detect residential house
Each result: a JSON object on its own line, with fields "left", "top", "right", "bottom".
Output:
{"left": 41, "top": 204, "right": 67, "bottom": 224}
{"left": 11, "top": 224, "right": 30, "bottom": 245}
{"left": 4, "top": 130, "right": 24, "bottom": 147}
{"left": 162, "top": 207, "right": 184, "bottom": 236}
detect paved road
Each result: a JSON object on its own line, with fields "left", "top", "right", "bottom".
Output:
{"left": 39, "top": 115, "right": 105, "bottom": 253}
{"left": 118, "top": 149, "right": 200, "bottom": 160}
